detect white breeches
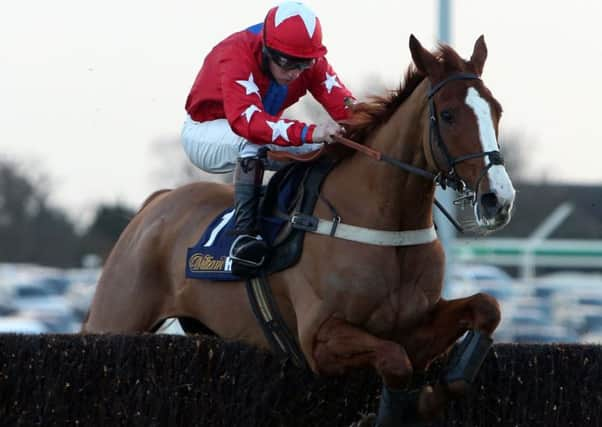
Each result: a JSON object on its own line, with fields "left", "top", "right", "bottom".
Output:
{"left": 181, "top": 115, "right": 321, "bottom": 173}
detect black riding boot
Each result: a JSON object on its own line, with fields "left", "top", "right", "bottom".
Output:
{"left": 229, "top": 157, "right": 269, "bottom": 276}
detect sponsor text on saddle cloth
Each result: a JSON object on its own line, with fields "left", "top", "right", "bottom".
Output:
{"left": 186, "top": 162, "right": 310, "bottom": 281}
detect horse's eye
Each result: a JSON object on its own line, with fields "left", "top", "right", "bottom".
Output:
{"left": 440, "top": 110, "right": 454, "bottom": 124}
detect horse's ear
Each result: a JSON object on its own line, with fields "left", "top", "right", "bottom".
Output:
{"left": 470, "top": 35, "right": 488, "bottom": 76}
{"left": 409, "top": 34, "right": 441, "bottom": 78}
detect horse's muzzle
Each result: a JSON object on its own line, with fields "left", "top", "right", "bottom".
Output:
{"left": 474, "top": 191, "right": 513, "bottom": 230}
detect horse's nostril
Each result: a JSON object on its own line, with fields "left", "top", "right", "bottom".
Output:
{"left": 480, "top": 192, "right": 500, "bottom": 218}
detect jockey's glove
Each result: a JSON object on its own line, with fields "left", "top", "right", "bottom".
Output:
{"left": 312, "top": 122, "right": 344, "bottom": 144}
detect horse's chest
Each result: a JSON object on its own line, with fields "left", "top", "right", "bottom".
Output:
{"left": 323, "top": 266, "right": 432, "bottom": 331}
{"left": 369, "top": 278, "right": 435, "bottom": 332}
{"left": 317, "top": 243, "right": 443, "bottom": 335}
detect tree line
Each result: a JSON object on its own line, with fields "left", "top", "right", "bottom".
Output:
{"left": 0, "top": 159, "right": 134, "bottom": 268}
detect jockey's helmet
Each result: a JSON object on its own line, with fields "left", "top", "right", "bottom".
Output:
{"left": 263, "top": 2, "right": 327, "bottom": 59}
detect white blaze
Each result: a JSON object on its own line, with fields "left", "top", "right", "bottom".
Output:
{"left": 465, "top": 87, "right": 515, "bottom": 205}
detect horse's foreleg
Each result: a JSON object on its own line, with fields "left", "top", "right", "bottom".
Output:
{"left": 398, "top": 292, "right": 501, "bottom": 419}
{"left": 406, "top": 292, "right": 500, "bottom": 371}
{"left": 313, "top": 317, "right": 458, "bottom": 426}
{"left": 313, "top": 317, "right": 413, "bottom": 389}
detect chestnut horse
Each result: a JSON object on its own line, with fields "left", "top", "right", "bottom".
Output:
{"left": 83, "top": 35, "right": 515, "bottom": 423}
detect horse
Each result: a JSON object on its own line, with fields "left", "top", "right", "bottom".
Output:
{"left": 82, "top": 34, "right": 515, "bottom": 424}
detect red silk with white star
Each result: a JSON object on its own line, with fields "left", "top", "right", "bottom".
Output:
{"left": 185, "top": 27, "right": 354, "bottom": 146}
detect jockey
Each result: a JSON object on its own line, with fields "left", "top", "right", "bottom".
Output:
{"left": 181, "top": 1, "right": 355, "bottom": 273}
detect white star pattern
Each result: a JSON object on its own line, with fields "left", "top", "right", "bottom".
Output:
{"left": 275, "top": 2, "right": 317, "bottom": 38}
{"left": 323, "top": 72, "right": 342, "bottom": 94}
{"left": 236, "top": 73, "right": 261, "bottom": 98}
{"left": 241, "top": 105, "right": 261, "bottom": 122}
{"left": 266, "top": 119, "right": 293, "bottom": 142}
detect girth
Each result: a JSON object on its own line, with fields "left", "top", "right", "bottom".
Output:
{"left": 245, "top": 157, "right": 337, "bottom": 369}
{"left": 245, "top": 274, "right": 308, "bottom": 369}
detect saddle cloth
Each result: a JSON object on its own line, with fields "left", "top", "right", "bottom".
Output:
{"left": 185, "top": 158, "right": 334, "bottom": 281}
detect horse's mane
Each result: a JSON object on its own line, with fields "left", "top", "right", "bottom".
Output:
{"left": 343, "top": 45, "right": 469, "bottom": 144}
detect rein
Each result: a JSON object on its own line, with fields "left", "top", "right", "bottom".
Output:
{"left": 332, "top": 134, "right": 436, "bottom": 181}
{"left": 333, "top": 72, "right": 505, "bottom": 233}
{"left": 332, "top": 133, "right": 463, "bottom": 232}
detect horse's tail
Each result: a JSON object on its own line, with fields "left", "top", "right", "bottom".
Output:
{"left": 137, "top": 189, "right": 172, "bottom": 214}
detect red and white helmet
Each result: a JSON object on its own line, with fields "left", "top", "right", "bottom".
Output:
{"left": 263, "top": 2, "right": 327, "bottom": 59}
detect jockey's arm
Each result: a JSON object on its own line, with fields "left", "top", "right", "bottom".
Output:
{"left": 220, "top": 55, "right": 317, "bottom": 147}
{"left": 306, "top": 58, "right": 356, "bottom": 123}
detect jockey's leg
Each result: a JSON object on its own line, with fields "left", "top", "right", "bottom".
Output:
{"left": 180, "top": 116, "right": 269, "bottom": 275}
{"left": 229, "top": 156, "right": 269, "bottom": 274}
{"left": 180, "top": 116, "right": 242, "bottom": 174}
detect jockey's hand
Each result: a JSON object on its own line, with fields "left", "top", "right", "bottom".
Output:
{"left": 312, "top": 122, "right": 344, "bottom": 144}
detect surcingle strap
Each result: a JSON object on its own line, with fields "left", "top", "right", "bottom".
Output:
{"left": 245, "top": 274, "right": 308, "bottom": 369}
{"left": 290, "top": 213, "right": 438, "bottom": 246}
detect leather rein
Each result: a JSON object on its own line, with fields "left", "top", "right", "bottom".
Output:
{"left": 333, "top": 73, "right": 505, "bottom": 233}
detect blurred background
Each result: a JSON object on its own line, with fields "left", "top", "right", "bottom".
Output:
{"left": 0, "top": 1, "right": 600, "bottom": 342}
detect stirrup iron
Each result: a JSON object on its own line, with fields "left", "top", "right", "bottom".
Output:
{"left": 229, "top": 234, "right": 267, "bottom": 268}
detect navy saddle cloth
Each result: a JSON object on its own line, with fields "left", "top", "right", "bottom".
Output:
{"left": 185, "top": 158, "right": 334, "bottom": 281}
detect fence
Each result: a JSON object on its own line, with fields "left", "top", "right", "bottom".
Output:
{"left": 0, "top": 334, "right": 600, "bottom": 426}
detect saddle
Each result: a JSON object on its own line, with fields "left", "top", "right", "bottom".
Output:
{"left": 185, "top": 153, "right": 337, "bottom": 281}
{"left": 183, "top": 150, "right": 337, "bottom": 367}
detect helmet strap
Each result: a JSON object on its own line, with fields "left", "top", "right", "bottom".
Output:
{"left": 260, "top": 15, "right": 276, "bottom": 80}
{"left": 260, "top": 45, "right": 276, "bottom": 81}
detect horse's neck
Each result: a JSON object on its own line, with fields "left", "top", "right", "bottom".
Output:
{"left": 323, "top": 80, "right": 435, "bottom": 230}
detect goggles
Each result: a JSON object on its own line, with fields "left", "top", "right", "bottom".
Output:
{"left": 265, "top": 48, "right": 315, "bottom": 71}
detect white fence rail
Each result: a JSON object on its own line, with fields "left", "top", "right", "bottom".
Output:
{"left": 453, "top": 238, "right": 602, "bottom": 272}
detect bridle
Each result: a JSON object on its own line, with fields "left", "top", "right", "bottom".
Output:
{"left": 426, "top": 73, "right": 504, "bottom": 205}
{"left": 333, "top": 72, "right": 505, "bottom": 231}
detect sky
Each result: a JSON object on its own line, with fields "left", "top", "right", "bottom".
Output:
{"left": 1, "top": 1, "right": 601, "bottom": 225}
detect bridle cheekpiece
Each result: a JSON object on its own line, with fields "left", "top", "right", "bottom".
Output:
{"left": 426, "top": 73, "right": 505, "bottom": 207}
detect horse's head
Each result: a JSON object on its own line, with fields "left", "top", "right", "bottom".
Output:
{"left": 409, "top": 35, "right": 515, "bottom": 232}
